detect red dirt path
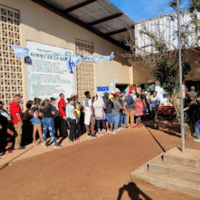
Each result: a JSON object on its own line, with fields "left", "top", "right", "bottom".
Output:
{"left": 0, "top": 124, "right": 199, "bottom": 200}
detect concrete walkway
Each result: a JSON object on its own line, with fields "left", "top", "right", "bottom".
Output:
{"left": 0, "top": 129, "right": 109, "bottom": 167}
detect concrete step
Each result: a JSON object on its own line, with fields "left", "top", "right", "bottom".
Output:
{"left": 148, "top": 157, "right": 200, "bottom": 183}
{"left": 131, "top": 163, "right": 200, "bottom": 198}
{"left": 163, "top": 148, "right": 200, "bottom": 168}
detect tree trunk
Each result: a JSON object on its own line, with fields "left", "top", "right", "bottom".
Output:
{"left": 169, "top": 94, "right": 192, "bottom": 140}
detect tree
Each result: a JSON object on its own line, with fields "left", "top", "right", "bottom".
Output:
{"left": 121, "top": 0, "right": 200, "bottom": 139}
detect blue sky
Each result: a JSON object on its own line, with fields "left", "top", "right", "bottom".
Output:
{"left": 109, "top": 0, "right": 189, "bottom": 23}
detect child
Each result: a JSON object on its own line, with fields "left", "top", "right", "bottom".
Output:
{"left": 134, "top": 93, "right": 144, "bottom": 128}
{"left": 31, "top": 106, "right": 44, "bottom": 146}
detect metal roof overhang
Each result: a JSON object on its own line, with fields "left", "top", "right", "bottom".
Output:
{"left": 31, "top": 0, "right": 135, "bottom": 51}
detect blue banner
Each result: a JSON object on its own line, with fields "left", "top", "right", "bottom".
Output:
{"left": 11, "top": 45, "right": 29, "bottom": 58}
{"left": 11, "top": 46, "right": 115, "bottom": 74}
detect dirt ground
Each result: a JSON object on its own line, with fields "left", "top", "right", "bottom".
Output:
{"left": 0, "top": 121, "right": 200, "bottom": 200}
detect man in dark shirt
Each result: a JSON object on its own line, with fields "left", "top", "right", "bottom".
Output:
{"left": 0, "top": 101, "right": 10, "bottom": 155}
{"left": 184, "top": 102, "right": 200, "bottom": 141}
{"left": 113, "top": 94, "right": 123, "bottom": 132}
{"left": 104, "top": 92, "right": 114, "bottom": 132}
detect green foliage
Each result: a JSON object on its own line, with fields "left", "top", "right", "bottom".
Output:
{"left": 182, "top": 59, "right": 192, "bottom": 79}
{"left": 169, "top": 0, "right": 178, "bottom": 9}
{"left": 169, "top": 0, "right": 183, "bottom": 10}
{"left": 189, "top": 0, "right": 200, "bottom": 13}
{"left": 152, "top": 57, "right": 177, "bottom": 96}
{"left": 144, "top": 84, "right": 155, "bottom": 94}
{"left": 152, "top": 57, "right": 192, "bottom": 96}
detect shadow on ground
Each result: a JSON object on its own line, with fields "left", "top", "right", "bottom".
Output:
{"left": 117, "top": 182, "right": 152, "bottom": 200}
{"left": 143, "top": 120, "right": 181, "bottom": 139}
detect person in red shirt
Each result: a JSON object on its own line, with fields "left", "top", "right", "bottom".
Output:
{"left": 58, "top": 93, "right": 67, "bottom": 137}
{"left": 10, "top": 94, "right": 25, "bottom": 150}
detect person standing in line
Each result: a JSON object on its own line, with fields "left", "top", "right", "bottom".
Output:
{"left": 72, "top": 95, "right": 82, "bottom": 137}
{"left": 22, "top": 100, "right": 33, "bottom": 145}
{"left": 93, "top": 94, "right": 107, "bottom": 134}
{"left": 50, "top": 97, "right": 59, "bottom": 138}
{"left": 187, "top": 86, "right": 197, "bottom": 101}
{"left": 134, "top": 94, "right": 144, "bottom": 128}
{"left": 66, "top": 98, "right": 78, "bottom": 142}
{"left": 124, "top": 90, "right": 136, "bottom": 128}
{"left": 31, "top": 105, "right": 45, "bottom": 146}
{"left": 84, "top": 91, "right": 98, "bottom": 138}
{"left": 58, "top": 93, "right": 67, "bottom": 138}
{"left": 104, "top": 92, "right": 114, "bottom": 133}
{"left": 50, "top": 97, "right": 61, "bottom": 139}
{"left": 31, "top": 98, "right": 41, "bottom": 114}
{"left": 40, "top": 99, "right": 62, "bottom": 148}
{"left": 196, "top": 92, "right": 200, "bottom": 104}
{"left": 184, "top": 101, "right": 200, "bottom": 142}
{"left": 132, "top": 90, "right": 137, "bottom": 100}
{"left": 148, "top": 91, "right": 160, "bottom": 126}
{"left": 115, "top": 91, "right": 122, "bottom": 129}
{"left": 141, "top": 90, "right": 149, "bottom": 119}
{"left": 113, "top": 94, "right": 123, "bottom": 133}
{"left": 0, "top": 101, "right": 11, "bottom": 155}
{"left": 31, "top": 98, "right": 44, "bottom": 145}
{"left": 33, "top": 97, "right": 42, "bottom": 108}
{"left": 119, "top": 91, "right": 127, "bottom": 127}
{"left": 10, "top": 94, "right": 25, "bottom": 150}
{"left": 50, "top": 97, "right": 58, "bottom": 108}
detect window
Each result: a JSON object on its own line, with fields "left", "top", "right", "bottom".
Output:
{"left": 75, "top": 40, "right": 95, "bottom": 104}
{"left": 0, "top": 5, "right": 23, "bottom": 111}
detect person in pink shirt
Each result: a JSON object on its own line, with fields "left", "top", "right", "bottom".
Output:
{"left": 134, "top": 93, "right": 144, "bottom": 128}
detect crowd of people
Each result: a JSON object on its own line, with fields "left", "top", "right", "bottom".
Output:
{"left": 184, "top": 86, "right": 200, "bottom": 142}
{"left": 0, "top": 89, "right": 161, "bottom": 156}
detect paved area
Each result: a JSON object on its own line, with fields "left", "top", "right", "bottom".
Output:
{"left": 0, "top": 130, "right": 108, "bottom": 167}
{"left": 0, "top": 123, "right": 200, "bottom": 200}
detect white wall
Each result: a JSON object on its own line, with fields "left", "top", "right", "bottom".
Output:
{"left": 135, "top": 10, "right": 198, "bottom": 55}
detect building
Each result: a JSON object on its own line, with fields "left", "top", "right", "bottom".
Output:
{"left": 0, "top": 0, "right": 135, "bottom": 110}
{"left": 134, "top": 10, "right": 200, "bottom": 93}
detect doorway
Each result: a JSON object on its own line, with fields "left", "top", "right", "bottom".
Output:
{"left": 116, "top": 84, "right": 129, "bottom": 93}
{"left": 185, "top": 80, "right": 200, "bottom": 93}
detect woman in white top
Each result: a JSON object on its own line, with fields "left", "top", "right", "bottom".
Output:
{"left": 84, "top": 91, "right": 97, "bottom": 138}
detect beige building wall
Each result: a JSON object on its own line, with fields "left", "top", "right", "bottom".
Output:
{"left": 0, "top": 0, "right": 132, "bottom": 108}
{"left": 132, "top": 51, "right": 200, "bottom": 87}
{"left": 185, "top": 51, "right": 200, "bottom": 81}
{"left": 132, "top": 63, "right": 156, "bottom": 85}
